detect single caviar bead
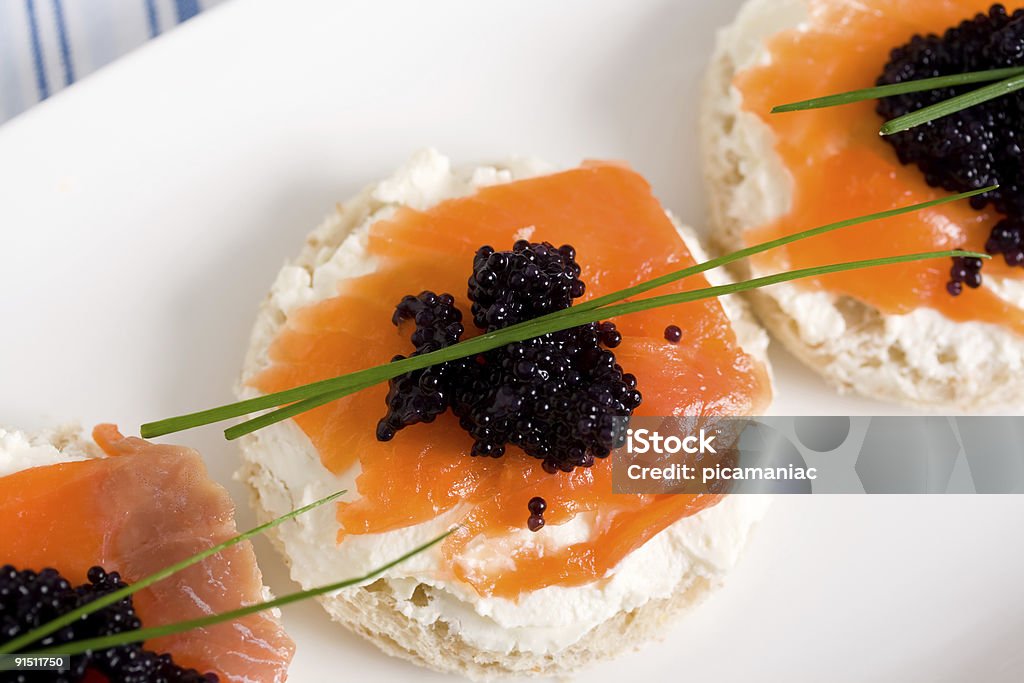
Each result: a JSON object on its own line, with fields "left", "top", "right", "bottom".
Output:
{"left": 527, "top": 496, "right": 547, "bottom": 515}
{"left": 876, "top": 4, "right": 1024, "bottom": 292}
{"left": 597, "top": 321, "right": 622, "bottom": 348}
{"left": 664, "top": 325, "right": 682, "bottom": 343}
{"left": 527, "top": 515, "right": 545, "bottom": 532}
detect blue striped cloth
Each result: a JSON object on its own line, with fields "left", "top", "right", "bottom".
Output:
{"left": 0, "top": 0, "right": 224, "bottom": 123}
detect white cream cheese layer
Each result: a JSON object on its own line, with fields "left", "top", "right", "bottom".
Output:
{"left": 0, "top": 426, "right": 92, "bottom": 477}
{"left": 239, "top": 149, "right": 770, "bottom": 656}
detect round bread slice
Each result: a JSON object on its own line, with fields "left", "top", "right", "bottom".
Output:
{"left": 238, "top": 149, "right": 772, "bottom": 680}
{"left": 701, "top": 0, "right": 1024, "bottom": 411}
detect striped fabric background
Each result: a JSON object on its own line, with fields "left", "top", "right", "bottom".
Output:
{"left": 0, "top": 0, "right": 225, "bottom": 123}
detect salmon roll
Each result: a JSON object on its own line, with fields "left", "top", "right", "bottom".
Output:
{"left": 703, "top": 0, "right": 1024, "bottom": 410}
{"left": 0, "top": 425, "right": 295, "bottom": 682}
{"left": 238, "top": 149, "right": 773, "bottom": 679}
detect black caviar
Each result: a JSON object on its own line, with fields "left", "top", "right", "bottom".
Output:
{"left": 376, "top": 291, "right": 470, "bottom": 442}
{"left": 663, "top": 325, "right": 682, "bottom": 343}
{"left": 876, "top": 4, "right": 1024, "bottom": 292}
{"left": 948, "top": 255, "right": 985, "bottom": 295}
{"left": 377, "top": 240, "right": 642, "bottom": 473}
{"left": 468, "top": 241, "right": 585, "bottom": 330}
{"left": 527, "top": 496, "right": 547, "bottom": 532}
{"left": 0, "top": 564, "right": 216, "bottom": 683}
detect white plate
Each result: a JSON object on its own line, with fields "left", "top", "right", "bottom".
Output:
{"left": 1, "top": 0, "right": 1021, "bottom": 680}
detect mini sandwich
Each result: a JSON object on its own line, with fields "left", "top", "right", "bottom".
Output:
{"left": 0, "top": 425, "right": 294, "bottom": 682}
{"left": 702, "top": 0, "right": 1024, "bottom": 410}
{"left": 238, "top": 149, "right": 772, "bottom": 679}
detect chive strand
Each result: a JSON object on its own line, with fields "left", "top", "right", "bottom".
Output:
{"left": 140, "top": 188, "right": 992, "bottom": 439}
{"left": 881, "top": 73, "right": 1024, "bottom": 135}
{"left": 223, "top": 383, "right": 373, "bottom": 440}
{"left": 0, "top": 490, "right": 346, "bottom": 655}
{"left": 26, "top": 530, "right": 452, "bottom": 658}
{"left": 771, "top": 67, "right": 1024, "bottom": 113}
{"left": 252, "top": 248, "right": 990, "bottom": 394}
{"left": 561, "top": 186, "right": 992, "bottom": 315}
{"left": 223, "top": 249, "right": 988, "bottom": 438}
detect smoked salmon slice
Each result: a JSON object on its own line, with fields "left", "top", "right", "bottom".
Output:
{"left": 0, "top": 426, "right": 294, "bottom": 683}
{"left": 735, "top": 0, "right": 1024, "bottom": 333}
{"left": 252, "top": 161, "right": 772, "bottom": 598}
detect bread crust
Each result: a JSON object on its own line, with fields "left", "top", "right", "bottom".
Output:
{"left": 239, "top": 460, "right": 715, "bottom": 680}
{"left": 237, "top": 153, "right": 769, "bottom": 680}
{"left": 701, "top": 0, "right": 1024, "bottom": 411}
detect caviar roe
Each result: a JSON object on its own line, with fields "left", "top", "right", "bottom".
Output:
{"left": 663, "top": 325, "right": 682, "bottom": 343}
{"left": 468, "top": 240, "right": 585, "bottom": 330}
{"left": 0, "top": 564, "right": 217, "bottom": 683}
{"left": 877, "top": 3, "right": 1024, "bottom": 293}
{"left": 377, "top": 241, "right": 642, "bottom": 473}
{"left": 376, "top": 291, "right": 470, "bottom": 442}
{"left": 947, "top": 256, "right": 985, "bottom": 295}
{"left": 526, "top": 496, "right": 547, "bottom": 532}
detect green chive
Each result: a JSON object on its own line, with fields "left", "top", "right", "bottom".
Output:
{"left": 223, "top": 383, "right": 374, "bottom": 440}
{"left": 881, "top": 72, "right": 1024, "bottom": 135}
{"left": 771, "top": 67, "right": 1024, "bottom": 113}
{"left": 223, "top": 249, "right": 989, "bottom": 439}
{"left": 141, "top": 187, "right": 992, "bottom": 439}
{"left": 26, "top": 530, "right": 452, "bottom": 658}
{"left": 0, "top": 490, "right": 345, "bottom": 655}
